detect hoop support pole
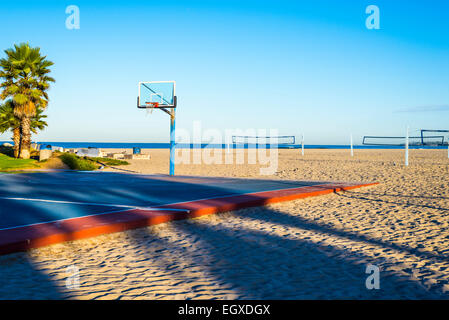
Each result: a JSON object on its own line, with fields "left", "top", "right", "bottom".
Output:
{"left": 301, "top": 134, "right": 304, "bottom": 156}
{"left": 350, "top": 134, "right": 354, "bottom": 157}
{"left": 169, "top": 109, "right": 176, "bottom": 176}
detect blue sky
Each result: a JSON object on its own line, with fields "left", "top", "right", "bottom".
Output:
{"left": 0, "top": 0, "right": 448, "bottom": 144}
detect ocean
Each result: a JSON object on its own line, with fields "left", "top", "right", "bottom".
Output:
{"left": 1, "top": 141, "right": 447, "bottom": 150}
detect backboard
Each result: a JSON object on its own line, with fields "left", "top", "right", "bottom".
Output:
{"left": 138, "top": 81, "right": 176, "bottom": 108}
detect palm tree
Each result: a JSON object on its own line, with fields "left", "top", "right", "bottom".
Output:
{"left": 0, "top": 100, "right": 48, "bottom": 157}
{"left": 30, "top": 107, "right": 48, "bottom": 134}
{"left": 0, "top": 100, "right": 20, "bottom": 157}
{"left": 0, "top": 43, "right": 54, "bottom": 159}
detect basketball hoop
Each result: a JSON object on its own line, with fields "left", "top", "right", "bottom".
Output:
{"left": 145, "top": 102, "right": 159, "bottom": 108}
{"left": 137, "top": 80, "right": 177, "bottom": 176}
{"left": 144, "top": 102, "right": 159, "bottom": 116}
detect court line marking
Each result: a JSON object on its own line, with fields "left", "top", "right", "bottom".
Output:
{"left": 0, "top": 181, "right": 331, "bottom": 210}
{"left": 0, "top": 183, "right": 341, "bottom": 232}
{"left": 0, "top": 208, "right": 135, "bottom": 231}
{"left": 0, "top": 196, "right": 188, "bottom": 211}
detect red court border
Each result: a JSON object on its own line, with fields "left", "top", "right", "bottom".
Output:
{"left": 0, "top": 182, "right": 377, "bottom": 255}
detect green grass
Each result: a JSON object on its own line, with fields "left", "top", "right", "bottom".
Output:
{"left": 59, "top": 153, "right": 99, "bottom": 171}
{"left": 91, "top": 157, "right": 129, "bottom": 166}
{"left": 59, "top": 153, "right": 129, "bottom": 171}
{"left": 0, "top": 148, "right": 129, "bottom": 172}
{"left": 0, "top": 153, "right": 38, "bottom": 171}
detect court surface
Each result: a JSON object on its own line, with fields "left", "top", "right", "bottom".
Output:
{"left": 0, "top": 171, "right": 376, "bottom": 255}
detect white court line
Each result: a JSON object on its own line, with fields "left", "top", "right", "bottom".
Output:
{"left": 0, "top": 207, "right": 134, "bottom": 231}
{"left": 0, "top": 183, "right": 337, "bottom": 232}
{"left": 0, "top": 196, "right": 191, "bottom": 231}
{"left": 0, "top": 204, "right": 191, "bottom": 231}
{"left": 0, "top": 182, "right": 325, "bottom": 210}
{"left": 0, "top": 196, "right": 188, "bottom": 212}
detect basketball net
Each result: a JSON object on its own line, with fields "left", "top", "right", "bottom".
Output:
{"left": 145, "top": 102, "right": 159, "bottom": 116}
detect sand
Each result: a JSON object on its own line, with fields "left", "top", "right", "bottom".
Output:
{"left": 1, "top": 149, "right": 449, "bottom": 299}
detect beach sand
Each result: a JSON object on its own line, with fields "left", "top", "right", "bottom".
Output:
{"left": 1, "top": 149, "right": 449, "bottom": 299}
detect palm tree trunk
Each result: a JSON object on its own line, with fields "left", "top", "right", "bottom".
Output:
{"left": 19, "top": 116, "right": 31, "bottom": 159}
{"left": 12, "top": 127, "right": 21, "bottom": 158}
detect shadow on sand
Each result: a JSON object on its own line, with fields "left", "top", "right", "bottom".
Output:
{"left": 338, "top": 190, "right": 449, "bottom": 211}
